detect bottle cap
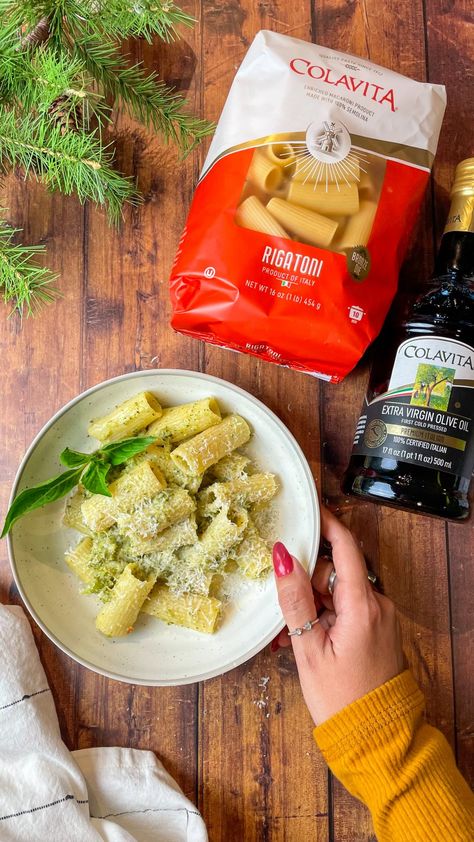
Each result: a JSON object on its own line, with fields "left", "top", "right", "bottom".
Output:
{"left": 451, "top": 158, "right": 474, "bottom": 196}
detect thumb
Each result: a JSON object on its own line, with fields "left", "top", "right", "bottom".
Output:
{"left": 272, "top": 542, "right": 326, "bottom": 659}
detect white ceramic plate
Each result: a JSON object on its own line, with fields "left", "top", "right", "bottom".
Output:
{"left": 7, "top": 370, "right": 319, "bottom": 685}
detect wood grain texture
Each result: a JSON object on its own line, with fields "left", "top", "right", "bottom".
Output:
{"left": 197, "top": 3, "right": 327, "bottom": 840}
{"left": 424, "top": 0, "right": 474, "bottom": 783}
{"left": 0, "top": 173, "right": 85, "bottom": 749}
{"left": 0, "top": 2, "right": 472, "bottom": 841}
{"left": 71, "top": 16, "right": 203, "bottom": 802}
{"left": 311, "top": 1, "right": 457, "bottom": 838}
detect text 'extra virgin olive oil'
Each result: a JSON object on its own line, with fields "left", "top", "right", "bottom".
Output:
{"left": 343, "top": 158, "right": 474, "bottom": 520}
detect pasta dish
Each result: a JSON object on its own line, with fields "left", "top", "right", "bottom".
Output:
{"left": 62, "top": 391, "right": 278, "bottom": 637}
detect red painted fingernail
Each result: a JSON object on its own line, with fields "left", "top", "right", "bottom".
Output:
{"left": 270, "top": 637, "right": 280, "bottom": 653}
{"left": 273, "top": 542, "right": 294, "bottom": 577}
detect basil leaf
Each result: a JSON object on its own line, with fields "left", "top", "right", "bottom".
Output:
{"left": 81, "top": 460, "right": 112, "bottom": 496}
{"left": 1, "top": 467, "right": 84, "bottom": 537}
{"left": 99, "top": 436, "right": 157, "bottom": 466}
{"left": 60, "top": 447, "right": 91, "bottom": 468}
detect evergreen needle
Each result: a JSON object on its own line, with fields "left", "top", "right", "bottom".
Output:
{"left": 0, "top": 211, "right": 58, "bottom": 316}
{"left": 0, "top": 109, "right": 139, "bottom": 223}
{"left": 0, "top": 0, "right": 213, "bottom": 319}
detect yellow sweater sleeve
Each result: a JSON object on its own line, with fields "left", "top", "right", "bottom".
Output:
{"left": 313, "top": 670, "right": 474, "bottom": 841}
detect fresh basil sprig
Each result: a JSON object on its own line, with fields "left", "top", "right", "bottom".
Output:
{"left": 1, "top": 435, "right": 157, "bottom": 537}
{"left": 81, "top": 460, "right": 112, "bottom": 497}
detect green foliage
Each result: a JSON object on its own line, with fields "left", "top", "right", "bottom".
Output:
{"left": 0, "top": 0, "right": 211, "bottom": 315}
{"left": 1, "top": 0, "right": 210, "bottom": 148}
{"left": 2, "top": 433, "right": 158, "bottom": 535}
{"left": 60, "top": 448, "right": 92, "bottom": 467}
{"left": 100, "top": 435, "right": 158, "bottom": 464}
{"left": 68, "top": 0, "right": 194, "bottom": 44}
{"left": 0, "top": 208, "right": 58, "bottom": 315}
{"left": 0, "top": 109, "right": 139, "bottom": 222}
{"left": 410, "top": 363, "right": 455, "bottom": 409}
{"left": 81, "top": 460, "right": 113, "bottom": 496}
{"left": 1, "top": 466, "right": 84, "bottom": 537}
{"left": 72, "top": 35, "right": 210, "bottom": 149}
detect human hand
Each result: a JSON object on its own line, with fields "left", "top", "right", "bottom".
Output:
{"left": 272, "top": 506, "right": 405, "bottom": 725}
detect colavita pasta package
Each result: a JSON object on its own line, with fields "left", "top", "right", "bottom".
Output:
{"left": 169, "top": 31, "right": 446, "bottom": 382}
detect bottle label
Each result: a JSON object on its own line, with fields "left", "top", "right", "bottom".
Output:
{"left": 352, "top": 336, "right": 474, "bottom": 479}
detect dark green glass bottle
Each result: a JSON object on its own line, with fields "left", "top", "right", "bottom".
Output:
{"left": 343, "top": 158, "right": 474, "bottom": 520}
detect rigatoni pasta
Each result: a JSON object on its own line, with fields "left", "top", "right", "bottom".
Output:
{"left": 81, "top": 494, "right": 117, "bottom": 533}
{"left": 171, "top": 414, "right": 251, "bottom": 475}
{"left": 133, "top": 444, "right": 202, "bottom": 493}
{"left": 197, "top": 474, "right": 277, "bottom": 518}
{"left": 293, "top": 157, "right": 360, "bottom": 184}
{"left": 287, "top": 181, "right": 360, "bottom": 216}
{"left": 235, "top": 196, "right": 288, "bottom": 238}
{"left": 63, "top": 488, "right": 93, "bottom": 535}
{"left": 233, "top": 518, "right": 272, "bottom": 579}
{"left": 208, "top": 453, "right": 251, "bottom": 482}
{"left": 95, "top": 564, "right": 156, "bottom": 637}
{"left": 62, "top": 390, "right": 278, "bottom": 638}
{"left": 88, "top": 391, "right": 162, "bottom": 442}
{"left": 336, "top": 199, "right": 378, "bottom": 251}
{"left": 125, "top": 516, "right": 197, "bottom": 557}
{"left": 247, "top": 150, "right": 283, "bottom": 192}
{"left": 181, "top": 508, "right": 248, "bottom": 570}
{"left": 147, "top": 397, "right": 221, "bottom": 444}
{"left": 65, "top": 537, "right": 94, "bottom": 583}
{"left": 265, "top": 142, "right": 296, "bottom": 167}
{"left": 109, "top": 461, "right": 167, "bottom": 510}
{"left": 142, "top": 585, "right": 221, "bottom": 634}
{"left": 266, "top": 198, "right": 338, "bottom": 248}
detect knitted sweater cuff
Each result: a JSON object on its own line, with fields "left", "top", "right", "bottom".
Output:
{"left": 313, "top": 670, "right": 424, "bottom": 764}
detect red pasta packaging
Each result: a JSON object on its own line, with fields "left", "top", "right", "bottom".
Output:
{"left": 169, "top": 31, "right": 446, "bottom": 382}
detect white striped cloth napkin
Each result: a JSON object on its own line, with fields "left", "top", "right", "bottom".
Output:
{"left": 0, "top": 603, "right": 208, "bottom": 842}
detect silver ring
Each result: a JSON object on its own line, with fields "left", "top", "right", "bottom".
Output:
{"left": 288, "top": 617, "right": 320, "bottom": 637}
{"left": 328, "top": 568, "right": 337, "bottom": 595}
{"left": 327, "top": 568, "right": 377, "bottom": 595}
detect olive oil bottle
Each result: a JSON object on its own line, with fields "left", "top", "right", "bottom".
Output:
{"left": 343, "top": 158, "right": 474, "bottom": 520}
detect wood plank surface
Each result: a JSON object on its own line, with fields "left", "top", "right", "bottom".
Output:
{"left": 424, "top": 0, "right": 474, "bottom": 783}
{"left": 197, "top": 0, "right": 328, "bottom": 836}
{"left": 0, "top": 2, "right": 472, "bottom": 841}
{"left": 311, "top": 2, "right": 455, "bottom": 838}
{"left": 70, "top": 16, "right": 203, "bottom": 802}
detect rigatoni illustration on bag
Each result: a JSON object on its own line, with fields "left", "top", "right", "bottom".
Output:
{"left": 169, "top": 31, "right": 446, "bottom": 382}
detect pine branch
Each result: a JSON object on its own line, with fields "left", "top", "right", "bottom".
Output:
{"left": 83, "top": 0, "right": 194, "bottom": 44}
{"left": 0, "top": 2, "right": 54, "bottom": 29}
{"left": 0, "top": 108, "right": 139, "bottom": 223}
{"left": 18, "top": 0, "right": 194, "bottom": 43}
{"left": 5, "top": 48, "right": 109, "bottom": 129}
{"left": 72, "top": 35, "right": 211, "bottom": 151}
{"left": 2, "top": 1, "right": 212, "bottom": 150}
{"left": 0, "top": 209, "right": 57, "bottom": 316}
{"left": 0, "top": 0, "right": 213, "bottom": 321}
{"left": 0, "top": 19, "right": 26, "bottom": 101}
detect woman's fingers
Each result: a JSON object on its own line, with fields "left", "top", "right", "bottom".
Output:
{"left": 318, "top": 593, "right": 335, "bottom": 612}
{"left": 272, "top": 543, "right": 326, "bottom": 657}
{"left": 274, "top": 608, "right": 336, "bottom": 650}
{"left": 320, "top": 507, "right": 370, "bottom": 613}
{"left": 317, "top": 608, "right": 337, "bottom": 631}
{"left": 312, "top": 555, "right": 334, "bottom": 594}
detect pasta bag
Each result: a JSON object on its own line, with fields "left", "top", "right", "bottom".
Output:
{"left": 169, "top": 30, "right": 446, "bottom": 382}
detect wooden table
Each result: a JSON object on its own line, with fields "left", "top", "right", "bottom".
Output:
{"left": 1, "top": 2, "right": 472, "bottom": 839}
